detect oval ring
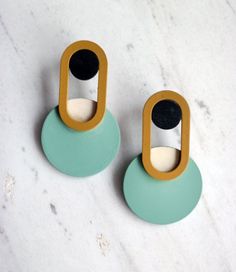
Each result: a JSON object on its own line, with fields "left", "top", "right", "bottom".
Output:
{"left": 59, "top": 40, "right": 107, "bottom": 131}
{"left": 142, "top": 91, "right": 190, "bottom": 180}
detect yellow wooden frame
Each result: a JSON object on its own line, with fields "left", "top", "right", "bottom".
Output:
{"left": 59, "top": 40, "right": 107, "bottom": 131}
{"left": 142, "top": 91, "right": 190, "bottom": 180}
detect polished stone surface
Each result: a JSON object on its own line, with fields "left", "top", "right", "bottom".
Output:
{"left": 0, "top": 0, "right": 236, "bottom": 271}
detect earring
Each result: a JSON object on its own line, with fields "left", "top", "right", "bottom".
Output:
{"left": 41, "top": 41, "right": 120, "bottom": 177}
{"left": 123, "top": 91, "right": 202, "bottom": 224}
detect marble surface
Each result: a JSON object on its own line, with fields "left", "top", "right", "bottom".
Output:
{"left": 1, "top": 0, "right": 236, "bottom": 271}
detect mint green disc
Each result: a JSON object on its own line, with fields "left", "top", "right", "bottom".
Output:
{"left": 41, "top": 106, "right": 120, "bottom": 177}
{"left": 123, "top": 155, "right": 202, "bottom": 224}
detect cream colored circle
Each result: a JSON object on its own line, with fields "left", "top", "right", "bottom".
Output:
{"left": 67, "top": 98, "right": 96, "bottom": 122}
{"left": 150, "top": 147, "right": 180, "bottom": 172}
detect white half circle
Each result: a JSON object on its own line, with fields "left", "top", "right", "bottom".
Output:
{"left": 67, "top": 98, "right": 96, "bottom": 122}
{"left": 150, "top": 146, "right": 180, "bottom": 172}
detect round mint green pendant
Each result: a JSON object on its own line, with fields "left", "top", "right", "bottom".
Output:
{"left": 41, "top": 103, "right": 120, "bottom": 177}
{"left": 123, "top": 153, "right": 202, "bottom": 224}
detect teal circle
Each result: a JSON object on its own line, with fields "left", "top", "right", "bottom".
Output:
{"left": 123, "top": 154, "right": 202, "bottom": 224}
{"left": 41, "top": 106, "right": 120, "bottom": 177}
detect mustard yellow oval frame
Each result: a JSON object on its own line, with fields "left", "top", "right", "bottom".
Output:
{"left": 142, "top": 91, "right": 190, "bottom": 180}
{"left": 59, "top": 40, "right": 107, "bottom": 131}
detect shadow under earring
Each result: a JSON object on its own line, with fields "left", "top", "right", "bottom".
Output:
{"left": 41, "top": 41, "right": 120, "bottom": 177}
{"left": 123, "top": 91, "right": 202, "bottom": 224}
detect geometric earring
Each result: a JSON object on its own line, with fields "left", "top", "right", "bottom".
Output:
{"left": 41, "top": 41, "right": 120, "bottom": 177}
{"left": 123, "top": 91, "right": 202, "bottom": 224}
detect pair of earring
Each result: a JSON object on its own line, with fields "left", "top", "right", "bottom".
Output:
{"left": 41, "top": 40, "right": 202, "bottom": 225}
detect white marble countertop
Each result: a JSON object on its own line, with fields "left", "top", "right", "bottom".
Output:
{"left": 1, "top": 0, "right": 236, "bottom": 271}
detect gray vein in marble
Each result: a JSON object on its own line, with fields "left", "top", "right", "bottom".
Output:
{"left": 0, "top": 15, "right": 18, "bottom": 54}
{"left": 148, "top": 0, "right": 159, "bottom": 26}
{"left": 0, "top": 226, "right": 23, "bottom": 272}
{"left": 57, "top": 220, "right": 72, "bottom": 241}
{"left": 30, "top": 10, "right": 36, "bottom": 19}
{"left": 146, "top": 0, "right": 184, "bottom": 90}
{"left": 202, "top": 195, "right": 233, "bottom": 271}
{"left": 126, "top": 43, "right": 134, "bottom": 51}
{"left": 225, "top": 0, "right": 236, "bottom": 15}
{"left": 195, "top": 99, "right": 211, "bottom": 117}
{"left": 50, "top": 203, "right": 57, "bottom": 215}
{"left": 87, "top": 186, "right": 142, "bottom": 268}
{"left": 146, "top": 1, "right": 183, "bottom": 88}
{"left": 202, "top": 195, "right": 220, "bottom": 236}
{"left": 48, "top": 202, "right": 72, "bottom": 240}
{"left": 119, "top": 242, "right": 141, "bottom": 272}
{"left": 190, "top": 116, "right": 205, "bottom": 148}
{"left": 156, "top": 57, "right": 168, "bottom": 87}
{"left": 169, "top": 14, "right": 174, "bottom": 23}
{"left": 147, "top": 0, "right": 173, "bottom": 28}
{"left": 30, "top": 167, "right": 39, "bottom": 181}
